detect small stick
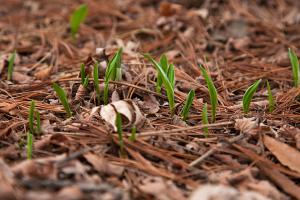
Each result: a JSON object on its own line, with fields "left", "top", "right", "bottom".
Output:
{"left": 189, "top": 134, "right": 244, "bottom": 167}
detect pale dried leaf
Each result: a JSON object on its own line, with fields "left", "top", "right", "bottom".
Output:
{"left": 100, "top": 100, "right": 145, "bottom": 132}
{"left": 263, "top": 135, "right": 300, "bottom": 174}
{"left": 234, "top": 117, "right": 258, "bottom": 135}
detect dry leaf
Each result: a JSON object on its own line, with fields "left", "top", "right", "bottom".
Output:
{"left": 100, "top": 99, "right": 145, "bottom": 132}
{"left": 138, "top": 94, "right": 160, "bottom": 114}
{"left": 84, "top": 153, "right": 124, "bottom": 176}
{"left": 0, "top": 102, "right": 17, "bottom": 113}
{"left": 12, "top": 71, "right": 31, "bottom": 83}
{"left": 263, "top": 135, "right": 300, "bottom": 174}
{"left": 34, "top": 65, "right": 52, "bottom": 80}
{"left": 189, "top": 184, "right": 270, "bottom": 200}
{"left": 234, "top": 117, "right": 259, "bottom": 135}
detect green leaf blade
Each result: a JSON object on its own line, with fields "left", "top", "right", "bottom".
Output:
{"left": 27, "top": 132, "right": 33, "bottom": 160}
{"left": 7, "top": 51, "right": 16, "bottom": 81}
{"left": 52, "top": 83, "right": 72, "bottom": 117}
{"left": 70, "top": 4, "right": 88, "bottom": 39}
{"left": 199, "top": 65, "right": 218, "bottom": 122}
{"left": 288, "top": 48, "right": 300, "bottom": 87}
{"left": 181, "top": 90, "right": 195, "bottom": 121}
{"left": 242, "top": 79, "right": 261, "bottom": 114}
{"left": 93, "top": 62, "right": 101, "bottom": 105}
{"left": 144, "top": 54, "right": 175, "bottom": 115}
{"left": 80, "top": 63, "right": 86, "bottom": 85}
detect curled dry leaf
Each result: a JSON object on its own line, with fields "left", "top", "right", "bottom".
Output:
{"left": 263, "top": 135, "right": 300, "bottom": 174}
{"left": 138, "top": 94, "right": 160, "bottom": 114}
{"left": 189, "top": 184, "right": 270, "bottom": 200}
{"left": 100, "top": 99, "right": 145, "bottom": 132}
{"left": 234, "top": 117, "right": 258, "bottom": 135}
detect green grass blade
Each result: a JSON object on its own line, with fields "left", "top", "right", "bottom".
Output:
{"left": 70, "top": 4, "right": 88, "bottom": 39}
{"left": 36, "top": 111, "right": 41, "bottom": 135}
{"left": 129, "top": 126, "right": 137, "bottom": 142}
{"left": 144, "top": 54, "right": 175, "bottom": 114}
{"left": 103, "top": 48, "right": 123, "bottom": 104}
{"left": 288, "top": 48, "right": 300, "bottom": 87}
{"left": 80, "top": 63, "right": 86, "bottom": 85}
{"left": 82, "top": 76, "right": 89, "bottom": 88}
{"left": 266, "top": 80, "right": 275, "bottom": 112}
{"left": 93, "top": 62, "right": 101, "bottom": 105}
{"left": 199, "top": 65, "right": 218, "bottom": 122}
{"left": 29, "top": 100, "right": 35, "bottom": 134}
{"left": 116, "top": 113, "right": 125, "bottom": 156}
{"left": 181, "top": 89, "right": 195, "bottom": 121}
{"left": 7, "top": 51, "right": 16, "bottom": 81}
{"left": 27, "top": 132, "right": 33, "bottom": 160}
{"left": 52, "top": 83, "right": 72, "bottom": 117}
{"left": 167, "top": 64, "right": 175, "bottom": 88}
{"left": 156, "top": 55, "right": 168, "bottom": 93}
{"left": 202, "top": 103, "right": 209, "bottom": 138}
{"left": 242, "top": 79, "right": 261, "bottom": 114}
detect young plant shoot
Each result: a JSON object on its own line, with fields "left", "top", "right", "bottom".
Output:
{"left": 103, "top": 48, "right": 122, "bottom": 104}
{"left": 29, "top": 100, "right": 41, "bottom": 135}
{"left": 181, "top": 89, "right": 195, "bottom": 121}
{"left": 129, "top": 126, "right": 137, "bottom": 142}
{"left": 93, "top": 62, "right": 101, "bottom": 105}
{"left": 52, "top": 83, "right": 72, "bottom": 117}
{"left": 199, "top": 65, "right": 218, "bottom": 122}
{"left": 156, "top": 55, "right": 169, "bottom": 93}
{"left": 27, "top": 132, "right": 33, "bottom": 160}
{"left": 288, "top": 48, "right": 300, "bottom": 87}
{"left": 7, "top": 51, "right": 16, "bottom": 81}
{"left": 266, "top": 80, "right": 275, "bottom": 112}
{"left": 144, "top": 54, "right": 175, "bottom": 115}
{"left": 116, "top": 112, "right": 125, "bottom": 156}
{"left": 80, "top": 63, "right": 86, "bottom": 85}
{"left": 70, "top": 4, "right": 88, "bottom": 39}
{"left": 242, "top": 79, "right": 261, "bottom": 114}
{"left": 202, "top": 103, "right": 209, "bottom": 137}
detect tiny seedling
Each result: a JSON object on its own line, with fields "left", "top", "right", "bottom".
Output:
{"left": 242, "top": 79, "right": 261, "bottom": 114}
{"left": 202, "top": 103, "right": 209, "bottom": 138}
{"left": 167, "top": 64, "right": 175, "bottom": 88}
{"left": 70, "top": 4, "right": 88, "bottom": 39}
{"left": 82, "top": 76, "right": 89, "bottom": 88}
{"left": 156, "top": 55, "right": 169, "bottom": 93}
{"left": 116, "top": 113, "right": 125, "bottom": 156}
{"left": 93, "top": 62, "right": 101, "bottom": 105}
{"left": 144, "top": 54, "right": 175, "bottom": 115}
{"left": 266, "top": 80, "right": 275, "bottom": 112}
{"left": 103, "top": 48, "right": 123, "bottom": 104}
{"left": 288, "top": 48, "right": 299, "bottom": 87}
{"left": 52, "top": 83, "right": 72, "bottom": 117}
{"left": 27, "top": 132, "right": 33, "bottom": 159}
{"left": 29, "top": 100, "right": 41, "bottom": 135}
{"left": 7, "top": 51, "right": 16, "bottom": 81}
{"left": 129, "top": 126, "right": 137, "bottom": 142}
{"left": 80, "top": 63, "right": 86, "bottom": 85}
{"left": 181, "top": 89, "right": 195, "bottom": 121}
{"left": 199, "top": 65, "right": 218, "bottom": 122}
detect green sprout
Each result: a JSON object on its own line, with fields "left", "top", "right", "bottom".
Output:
{"left": 167, "top": 64, "right": 175, "bottom": 88}
{"left": 266, "top": 80, "right": 275, "bottom": 112}
{"left": 103, "top": 48, "right": 123, "bottom": 104}
{"left": 156, "top": 55, "right": 169, "bottom": 93}
{"left": 181, "top": 89, "right": 195, "bottom": 121}
{"left": 27, "top": 132, "right": 33, "bottom": 159}
{"left": 129, "top": 126, "right": 137, "bottom": 142}
{"left": 144, "top": 54, "right": 175, "bottom": 115}
{"left": 199, "top": 65, "right": 218, "bottom": 122}
{"left": 29, "top": 100, "right": 41, "bottom": 135}
{"left": 288, "top": 48, "right": 299, "bottom": 87}
{"left": 116, "top": 113, "right": 125, "bottom": 156}
{"left": 242, "top": 79, "right": 261, "bottom": 114}
{"left": 202, "top": 103, "right": 209, "bottom": 137}
{"left": 93, "top": 62, "right": 101, "bottom": 105}
{"left": 70, "top": 4, "right": 88, "bottom": 39}
{"left": 80, "top": 63, "right": 86, "bottom": 85}
{"left": 7, "top": 51, "right": 16, "bottom": 81}
{"left": 52, "top": 83, "right": 72, "bottom": 117}
{"left": 82, "top": 76, "right": 89, "bottom": 88}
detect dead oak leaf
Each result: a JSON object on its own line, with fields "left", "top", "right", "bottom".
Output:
{"left": 263, "top": 135, "right": 300, "bottom": 174}
{"left": 234, "top": 117, "right": 258, "bottom": 135}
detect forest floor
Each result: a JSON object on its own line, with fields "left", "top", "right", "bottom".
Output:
{"left": 1, "top": 0, "right": 300, "bottom": 199}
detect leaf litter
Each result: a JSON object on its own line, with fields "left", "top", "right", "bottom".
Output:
{"left": 1, "top": 0, "right": 300, "bottom": 199}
